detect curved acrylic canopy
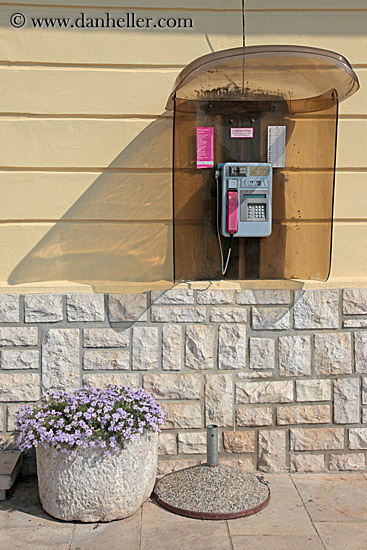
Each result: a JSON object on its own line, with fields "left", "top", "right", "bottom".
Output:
{"left": 166, "top": 45, "right": 359, "bottom": 111}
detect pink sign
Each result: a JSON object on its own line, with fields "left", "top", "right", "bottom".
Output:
{"left": 196, "top": 127, "right": 214, "bottom": 169}
{"left": 230, "top": 127, "right": 254, "bottom": 138}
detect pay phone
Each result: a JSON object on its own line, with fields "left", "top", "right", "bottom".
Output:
{"left": 169, "top": 46, "right": 359, "bottom": 282}
{"left": 218, "top": 162, "right": 272, "bottom": 238}
{"left": 216, "top": 162, "right": 272, "bottom": 274}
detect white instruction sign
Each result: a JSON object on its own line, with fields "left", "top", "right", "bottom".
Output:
{"left": 267, "top": 126, "right": 286, "bottom": 168}
{"left": 230, "top": 127, "right": 254, "bottom": 138}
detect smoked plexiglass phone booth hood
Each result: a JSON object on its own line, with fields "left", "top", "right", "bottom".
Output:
{"left": 166, "top": 45, "right": 359, "bottom": 283}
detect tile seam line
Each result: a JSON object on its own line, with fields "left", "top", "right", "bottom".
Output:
{"left": 68, "top": 522, "right": 76, "bottom": 550}
{"left": 290, "top": 475, "right": 328, "bottom": 550}
{"left": 226, "top": 520, "right": 235, "bottom": 550}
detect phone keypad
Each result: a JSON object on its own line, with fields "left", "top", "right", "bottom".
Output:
{"left": 248, "top": 204, "right": 266, "bottom": 220}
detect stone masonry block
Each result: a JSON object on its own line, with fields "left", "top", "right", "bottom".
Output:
{"left": 209, "top": 306, "right": 248, "bottom": 323}
{"left": 162, "top": 402, "right": 202, "bottom": 430}
{"left": 42, "top": 329, "right": 80, "bottom": 392}
{"left": 344, "top": 319, "right": 367, "bottom": 328}
{"left": 0, "top": 373, "right": 40, "bottom": 402}
{"left": 205, "top": 374, "right": 234, "bottom": 427}
{"left": 185, "top": 325, "right": 215, "bottom": 370}
{"left": 290, "top": 428, "right": 344, "bottom": 451}
{"left": 0, "top": 451, "right": 23, "bottom": 490}
{"left": 0, "top": 407, "right": 3, "bottom": 431}
{"left": 237, "top": 290, "right": 291, "bottom": 305}
{"left": 157, "top": 459, "right": 203, "bottom": 477}
{"left": 296, "top": 380, "right": 331, "bottom": 402}
{"left": 354, "top": 331, "right": 367, "bottom": 374}
{"left": 277, "top": 405, "right": 331, "bottom": 425}
{"left": 178, "top": 432, "right": 207, "bottom": 454}
{"left": 252, "top": 307, "right": 290, "bottom": 330}
{"left": 363, "top": 378, "right": 367, "bottom": 405}
{"left": 24, "top": 294, "right": 63, "bottom": 323}
{"left": 0, "top": 295, "right": 20, "bottom": 323}
{"left": 0, "top": 434, "right": 18, "bottom": 450}
{"left": 258, "top": 430, "right": 287, "bottom": 472}
{"left": 294, "top": 290, "right": 339, "bottom": 329}
{"left": 0, "top": 327, "right": 38, "bottom": 347}
{"left": 0, "top": 350, "right": 39, "bottom": 370}
{"left": 66, "top": 293, "right": 105, "bottom": 322}
{"left": 349, "top": 428, "right": 367, "bottom": 449}
{"left": 158, "top": 432, "right": 177, "bottom": 455}
{"left": 83, "top": 328, "right": 129, "bottom": 348}
{"left": 83, "top": 350, "right": 129, "bottom": 370}
{"left": 132, "top": 327, "right": 158, "bottom": 370}
{"left": 162, "top": 325, "right": 182, "bottom": 371}
{"left": 290, "top": 454, "right": 325, "bottom": 472}
{"left": 220, "top": 457, "right": 255, "bottom": 471}
{"left": 314, "top": 333, "right": 352, "bottom": 375}
{"left": 196, "top": 289, "right": 234, "bottom": 304}
{"left": 143, "top": 373, "right": 201, "bottom": 400}
{"left": 151, "top": 289, "right": 195, "bottom": 305}
{"left": 223, "top": 431, "right": 255, "bottom": 453}
{"left": 343, "top": 288, "right": 367, "bottom": 314}
{"left": 334, "top": 378, "right": 360, "bottom": 424}
{"left": 151, "top": 306, "right": 206, "bottom": 323}
{"left": 108, "top": 293, "right": 148, "bottom": 322}
{"left": 279, "top": 335, "right": 311, "bottom": 377}
{"left": 236, "top": 381, "right": 293, "bottom": 404}
{"left": 6, "top": 405, "right": 19, "bottom": 431}
{"left": 83, "top": 373, "right": 139, "bottom": 389}
{"left": 329, "top": 453, "right": 365, "bottom": 471}
{"left": 249, "top": 338, "right": 275, "bottom": 370}
{"left": 218, "top": 324, "right": 247, "bottom": 370}
{"left": 236, "top": 407, "right": 273, "bottom": 427}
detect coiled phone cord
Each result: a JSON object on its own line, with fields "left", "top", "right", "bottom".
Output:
{"left": 216, "top": 172, "right": 233, "bottom": 276}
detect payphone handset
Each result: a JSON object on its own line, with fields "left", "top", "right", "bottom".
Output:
{"left": 219, "top": 162, "right": 272, "bottom": 238}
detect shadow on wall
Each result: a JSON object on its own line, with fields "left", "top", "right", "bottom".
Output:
{"left": 5, "top": 1, "right": 365, "bottom": 289}
{"left": 9, "top": 116, "right": 174, "bottom": 289}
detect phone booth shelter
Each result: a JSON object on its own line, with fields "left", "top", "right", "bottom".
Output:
{"left": 166, "top": 46, "right": 359, "bottom": 282}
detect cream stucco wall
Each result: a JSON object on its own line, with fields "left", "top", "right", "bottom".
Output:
{"left": 0, "top": 0, "right": 366, "bottom": 292}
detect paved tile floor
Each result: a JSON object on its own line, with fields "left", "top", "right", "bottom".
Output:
{"left": 1, "top": 472, "right": 367, "bottom": 549}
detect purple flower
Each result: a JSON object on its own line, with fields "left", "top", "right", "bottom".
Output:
{"left": 15, "top": 384, "right": 165, "bottom": 456}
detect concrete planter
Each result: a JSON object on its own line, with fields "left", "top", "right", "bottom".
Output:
{"left": 36, "top": 431, "right": 158, "bottom": 522}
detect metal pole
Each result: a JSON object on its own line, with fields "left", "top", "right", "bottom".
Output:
{"left": 207, "top": 425, "right": 218, "bottom": 466}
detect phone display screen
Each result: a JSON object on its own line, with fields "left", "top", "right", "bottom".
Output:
{"left": 242, "top": 194, "right": 266, "bottom": 199}
{"left": 250, "top": 166, "right": 270, "bottom": 176}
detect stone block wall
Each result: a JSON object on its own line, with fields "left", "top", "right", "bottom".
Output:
{"left": 1, "top": 288, "right": 367, "bottom": 474}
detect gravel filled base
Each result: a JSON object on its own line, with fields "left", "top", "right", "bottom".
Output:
{"left": 153, "top": 464, "right": 270, "bottom": 520}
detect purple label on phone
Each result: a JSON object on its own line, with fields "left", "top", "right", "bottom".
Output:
{"left": 196, "top": 127, "right": 214, "bottom": 169}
